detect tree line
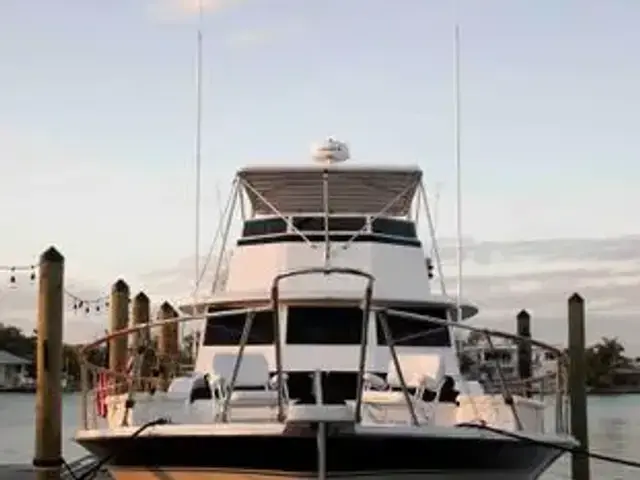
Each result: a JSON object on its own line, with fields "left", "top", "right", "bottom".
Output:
{"left": 0, "top": 323, "right": 197, "bottom": 386}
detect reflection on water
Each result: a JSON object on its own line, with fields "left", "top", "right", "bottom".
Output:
{"left": 0, "top": 393, "right": 87, "bottom": 464}
{"left": 1, "top": 393, "right": 639, "bottom": 479}
{"left": 544, "top": 395, "right": 640, "bottom": 480}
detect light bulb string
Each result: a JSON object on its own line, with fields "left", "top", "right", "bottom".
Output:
{"left": 0, "top": 263, "right": 109, "bottom": 315}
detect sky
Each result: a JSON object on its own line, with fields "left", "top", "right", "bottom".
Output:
{"left": 0, "top": 0, "right": 639, "bottom": 351}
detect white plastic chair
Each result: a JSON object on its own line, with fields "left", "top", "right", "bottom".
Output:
{"left": 210, "top": 352, "right": 289, "bottom": 420}
{"left": 362, "top": 354, "right": 445, "bottom": 424}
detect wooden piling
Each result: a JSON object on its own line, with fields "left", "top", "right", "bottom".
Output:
{"left": 157, "top": 301, "right": 179, "bottom": 391}
{"left": 131, "top": 292, "right": 151, "bottom": 391}
{"left": 33, "top": 247, "right": 65, "bottom": 480}
{"left": 516, "top": 309, "right": 532, "bottom": 398}
{"left": 568, "top": 293, "right": 590, "bottom": 480}
{"left": 109, "top": 279, "right": 130, "bottom": 395}
{"left": 131, "top": 292, "right": 150, "bottom": 350}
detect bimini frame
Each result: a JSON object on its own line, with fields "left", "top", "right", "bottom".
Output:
{"left": 203, "top": 166, "right": 449, "bottom": 298}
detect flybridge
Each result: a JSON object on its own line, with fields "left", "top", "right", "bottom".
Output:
{"left": 205, "top": 138, "right": 448, "bottom": 295}
{"left": 230, "top": 139, "right": 427, "bottom": 266}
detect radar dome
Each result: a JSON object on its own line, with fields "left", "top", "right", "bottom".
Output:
{"left": 311, "top": 137, "right": 350, "bottom": 164}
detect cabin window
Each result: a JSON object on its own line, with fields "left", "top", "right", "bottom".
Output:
{"left": 292, "top": 216, "right": 366, "bottom": 232}
{"left": 376, "top": 307, "right": 450, "bottom": 347}
{"left": 242, "top": 218, "right": 287, "bottom": 237}
{"left": 371, "top": 218, "right": 417, "bottom": 238}
{"left": 292, "top": 216, "right": 324, "bottom": 231}
{"left": 286, "top": 307, "right": 364, "bottom": 344}
{"left": 328, "top": 217, "right": 366, "bottom": 231}
{"left": 202, "top": 309, "right": 274, "bottom": 345}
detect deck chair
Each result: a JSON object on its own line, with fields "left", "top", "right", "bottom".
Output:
{"left": 362, "top": 354, "right": 445, "bottom": 424}
{"left": 210, "top": 352, "right": 289, "bottom": 419}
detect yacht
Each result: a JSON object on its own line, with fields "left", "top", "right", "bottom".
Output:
{"left": 75, "top": 138, "right": 576, "bottom": 479}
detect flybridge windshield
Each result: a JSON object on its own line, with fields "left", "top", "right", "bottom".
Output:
{"left": 238, "top": 215, "right": 419, "bottom": 247}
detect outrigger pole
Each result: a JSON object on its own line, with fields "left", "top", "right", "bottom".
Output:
{"left": 190, "top": 0, "right": 204, "bottom": 342}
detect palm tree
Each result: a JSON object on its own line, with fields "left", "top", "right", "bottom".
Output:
{"left": 585, "top": 337, "right": 628, "bottom": 388}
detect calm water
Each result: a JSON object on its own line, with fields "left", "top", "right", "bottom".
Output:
{"left": 0, "top": 394, "right": 638, "bottom": 479}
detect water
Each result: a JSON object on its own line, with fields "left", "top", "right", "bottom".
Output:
{"left": 543, "top": 395, "right": 640, "bottom": 480}
{"left": 0, "top": 394, "right": 638, "bottom": 479}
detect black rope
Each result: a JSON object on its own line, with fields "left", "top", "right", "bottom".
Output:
{"left": 61, "top": 457, "right": 79, "bottom": 480}
{"left": 456, "top": 422, "right": 640, "bottom": 469}
{"left": 60, "top": 418, "right": 169, "bottom": 480}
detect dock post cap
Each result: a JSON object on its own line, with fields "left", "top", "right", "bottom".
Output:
{"left": 160, "top": 301, "right": 177, "bottom": 314}
{"left": 568, "top": 292, "right": 584, "bottom": 303}
{"left": 134, "top": 291, "right": 150, "bottom": 303}
{"left": 516, "top": 309, "right": 530, "bottom": 320}
{"left": 112, "top": 278, "right": 130, "bottom": 293}
{"left": 40, "top": 246, "right": 64, "bottom": 263}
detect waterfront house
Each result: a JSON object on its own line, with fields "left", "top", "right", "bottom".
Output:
{"left": 460, "top": 339, "right": 560, "bottom": 393}
{"left": 0, "top": 350, "right": 31, "bottom": 389}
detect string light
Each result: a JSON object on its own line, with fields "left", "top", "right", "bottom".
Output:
{"left": 66, "top": 290, "right": 110, "bottom": 316}
{"left": 0, "top": 263, "right": 110, "bottom": 316}
{"left": 0, "top": 264, "right": 37, "bottom": 288}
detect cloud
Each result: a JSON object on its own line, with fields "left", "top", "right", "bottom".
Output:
{"left": 225, "top": 28, "right": 280, "bottom": 48}
{"left": 2, "top": 236, "right": 640, "bottom": 353}
{"left": 432, "top": 236, "right": 640, "bottom": 353}
{"left": 223, "top": 22, "right": 305, "bottom": 49}
{"left": 179, "top": 0, "right": 247, "bottom": 14}
{"left": 148, "top": 0, "right": 248, "bottom": 22}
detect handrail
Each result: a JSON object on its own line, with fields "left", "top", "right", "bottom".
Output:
{"left": 220, "top": 311, "right": 255, "bottom": 422}
{"left": 378, "top": 307, "right": 567, "bottom": 359}
{"left": 75, "top": 292, "right": 569, "bottom": 434}
{"left": 270, "top": 266, "right": 377, "bottom": 423}
{"left": 79, "top": 306, "right": 272, "bottom": 354}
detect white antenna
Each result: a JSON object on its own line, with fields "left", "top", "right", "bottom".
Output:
{"left": 453, "top": 22, "right": 463, "bottom": 323}
{"left": 430, "top": 182, "right": 442, "bottom": 268}
{"left": 191, "top": 0, "right": 204, "bottom": 336}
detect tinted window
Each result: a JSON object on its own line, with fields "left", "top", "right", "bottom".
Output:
{"left": 371, "top": 218, "right": 417, "bottom": 238}
{"left": 242, "top": 218, "right": 287, "bottom": 237}
{"left": 376, "top": 307, "right": 450, "bottom": 347}
{"left": 293, "top": 217, "right": 324, "bottom": 231}
{"left": 328, "top": 217, "right": 366, "bottom": 231}
{"left": 203, "top": 309, "right": 274, "bottom": 345}
{"left": 292, "top": 216, "right": 366, "bottom": 232}
{"left": 286, "top": 307, "right": 364, "bottom": 344}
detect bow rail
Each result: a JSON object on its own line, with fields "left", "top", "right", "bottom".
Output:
{"left": 76, "top": 281, "right": 569, "bottom": 434}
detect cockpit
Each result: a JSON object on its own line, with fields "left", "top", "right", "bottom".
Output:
{"left": 201, "top": 304, "right": 452, "bottom": 404}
